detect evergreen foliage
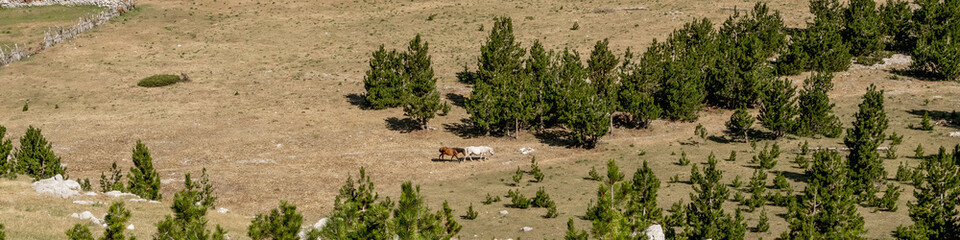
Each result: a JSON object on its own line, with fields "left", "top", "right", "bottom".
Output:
{"left": 747, "top": 169, "right": 768, "bottom": 211}
{"left": 558, "top": 50, "right": 609, "bottom": 147}
{"left": 320, "top": 168, "right": 393, "bottom": 239}
{"left": 66, "top": 224, "right": 94, "bottom": 240}
{"left": 624, "top": 160, "right": 663, "bottom": 229}
{"left": 464, "top": 203, "right": 478, "bottom": 220}
{"left": 15, "top": 126, "right": 66, "bottom": 180}
{"left": 507, "top": 189, "right": 531, "bottom": 209}
{"left": 588, "top": 38, "right": 620, "bottom": 120}
{"left": 393, "top": 183, "right": 461, "bottom": 239}
{"left": 565, "top": 218, "right": 589, "bottom": 240}
{"left": 774, "top": 171, "right": 791, "bottom": 190}
{"left": 530, "top": 158, "right": 544, "bottom": 182}
{"left": 910, "top": 0, "right": 960, "bottom": 80}
{"left": 758, "top": 78, "right": 797, "bottom": 138}
{"left": 916, "top": 144, "right": 926, "bottom": 159}
{"left": 879, "top": 0, "right": 913, "bottom": 51}
{"left": 526, "top": 40, "right": 558, "bottom": 129}
{"left": 154, "top": 168, "right": 227, "bottom": 240}
{"left": 782, "top": 150, "right": 865, "bottom": 239}
{"left": 102, "top": 202, "right": 133, "bottom": 240}
{"left": 656, "top": 19, "right": 716, "bottom": 121}
{"left": 843, "top": 0, "right": 884, "bottom": 60}
{"left": 0, "top": 223, "right": 5, "bottom": 240}
{"left": 678, "top": 151, "right": 691, "bottom": 166}
{"left": 709, "top": 2, "right": 783, "bottom": 108}
{"left": 693, "top": 124, "right": 708, "bottom": 146}
{"left": 727, "top": 150, "right": 737, "bottom": 162}
{"left": 878, "top": 183, "right": 901, "bottom": 212}
{"left": 894, "top": 146, "right": 960, "bottom": 239}
{"left": 778, "top": 0, "right": 851, "bottom": 74}
{"left": 683, "top": 156, "right": 745, "bottom": 240}
{"left": 512, "top": 166, "right": 523, "bottom": 186}
{"left": 726, "top": 107, "right": 754, "bottom": 142}
{"left": 795, "top": 72, "right": 843, "bottom": 137}
{"left": 468, "top": 17, "right": 528, "bottom": 134}
{"left": 756, "top": 208, "right": 770, "bottom": 232}
{"left": 363, "top": 46, "right": 405, "bottom": 109}
{"left": 920, "top": 111, "right": 934, "bottom": 131}
{"left": 127, "top": 140, "right": 161, "bottom": 200}
{"left": 100, "top": 162, "right": 125, "bottom": 193}
{"left": 248, "top": 201, "right": 303, "bottom": 240}
{"left": 0, "top": 125, "right": 13, "bottom": 178}
{"left": 844, "top": 84, "right": 889, "bottom": 196}
{"left": 532, "top": 187, "right": 553, "bottom": 208}
{"left": 589, "top": 166, "right": 602, "bottom": 181}
{"left": 618, "top": 47, "right": 662, "bottom": 127}
{"left": 401, "top": 34, "right": 444, "bottom": 130}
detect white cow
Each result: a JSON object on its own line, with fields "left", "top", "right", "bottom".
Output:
{"left": 464, "top": 146, "right": 494, "bottom": 160}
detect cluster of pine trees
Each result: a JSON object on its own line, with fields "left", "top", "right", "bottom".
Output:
{"left": 363, "top": 34, "right": 449, "bottom": 130}
{"left": 0, "top": 125, "right": 66, "bottom": 180}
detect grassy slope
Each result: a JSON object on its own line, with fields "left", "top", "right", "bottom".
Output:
{"left": 0, "top": 5, "right": 106, "bottom": 46}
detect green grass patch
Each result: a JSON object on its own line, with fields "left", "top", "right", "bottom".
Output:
{"left": 0, "top": 5, "right": 106, "bottom": 46}
{"left": 137, "top": 74, "right": 182, "bottom": 87}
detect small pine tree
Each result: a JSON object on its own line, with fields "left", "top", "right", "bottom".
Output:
{"left": 128, "top": 140, "right": 161, "bottom": 200}
{"left": 320, "top": 168, "right": 393, "bottom": 239}
{"left": 774, "top": 172, "right": 791, "bottom": 190}
{"left": 530, "top": 158, "right": 544, "bottom": 182}
{"left": 101, "top": 202, "right": 132, "bottom": 240}
{"left": 732, "top": 175, "right": 744, "bottom": 188}
{"left": 727, "top": 150, "right": 737, "bottom": 162}
{"left": 844, "top": 84, "right": 889, "bottom": 196}
{"left": 893, "top": 147, "right": 960, "bottom": 239}
{"left": 363, "top": 45, "right": 405, "bottom": 109}
{"left": 726, "top": 107, "right": 754, "bottom": 142}
{"left": 512, "top": 166, "right": 523, "bottom": 186}
{"left": 0, "top": 223, "right": 5, "bottom": 240}
{"left": 879, "top": 0, "right": 912, "bottom": 51}
{"left": 464, "top": 203, "right": 478, "bottom": 220}
{"left": 565, "top": 218, "right": 588, "bottom": 240}
{"left": 66, "top": 224, "right": 94, "bottom": 240}
{"left": 393, "top": 183, "right": 460, "bottom": 239}
{"left": 624, "top": 160, "right": 663, "bottom": 230}
{"left": 748, "top": 169, "right": 769, "bottom": 211}
{"left": 15, "top": 126, "right": 66, "bottom": 180}
{"left": 606, "top": 159, "right": 624, "bottom": 185}
{"left": 589, "top": 166, "right": 602, "bottom": 181}
{"left": 795, "top": 72, "right": 843, "bottom": 137}
{"left": 154, "top": 168, "right": 227, "bottom": 240}
{"left": 507, "top": 189, "right": 530, "bottom": 209}
{"left": 694, "top": 124, "right": 708, "bottom": 146}
{"left": 878, "top": 183, "right": 900, "bottom": 212}
{"left": 755, "top": 208, "right": 770, "bottom": 232}
{"left": 920, "top": 111, "right": 934, "bottom": 131}
{"left": 100, "top": 162, "right": 125, "bottom": 193}
{"left": 532, "top": 187, "right": 553, "bottom": 208}
{"left": 248, "top": 201, "right": 303, "bottom": 240}
{"left": 678, "top": 151, "right": 691, "bottom": 166}
{"left": 758, "top": 78, "right": 798, "bottom": 138}
{"left": 683, "top": 156, "right": 743, "bottom": 240}
{"left": 545, "top": 201, "right": 559, "bottom": 218}
{"left": 795, "top": 154, "right": 810, "bottom": 169}
{"left": 0, "top": 125, "right": 13, "bottom": 178}
{"left": 915, "top": 144, "right": 925, "bottom": 159}
{"left": 895, "top": 161, "right": 912, "bottom": 182}
{"left": 781, "top": 150, "right": 865, "bottom": 239}
{"left": 910, "top": 0, "right": 960, "bottom": 80}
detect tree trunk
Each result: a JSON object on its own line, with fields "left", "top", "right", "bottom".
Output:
{"left": 515, "top": 119, "right": 520, "bottom": 139}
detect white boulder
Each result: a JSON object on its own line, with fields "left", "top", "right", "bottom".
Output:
{"left": 521, "top": 226, "right": 533, "bottom": 232}
{"left": 70, "top": 211, "right": 104, "bottom": 225}
{"left": 499, "top": 210, "right": 508, "bottom": 215}
{"left": 643, "top": 224, "right": 665, "bottom": 240}
{"left": 32, "top": 174, "right": 81, "bottom": 198}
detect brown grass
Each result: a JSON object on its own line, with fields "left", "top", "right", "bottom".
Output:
{"left": 1, "top": 0, "right": 959, "bottom": 239}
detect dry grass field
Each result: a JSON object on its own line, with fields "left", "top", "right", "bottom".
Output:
{"left": 1, "top": 0, "right": 959, "bottom": 239}
{"left": 0, "top": 5, "right": 105, "bottom": 46}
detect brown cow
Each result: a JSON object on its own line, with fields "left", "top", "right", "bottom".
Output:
{"left": 438, "top": 147, "right": 462, "bottom": 162}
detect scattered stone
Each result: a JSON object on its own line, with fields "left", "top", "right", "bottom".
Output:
{"left": 126, "top": 224, "right": 134, "bottom": 230}
{"left": 70, "top": 211, "right": 104, "bottom": 226}
{"left": 130, "top": 198, "right": 147, "bottom": 202}
{"left": 217, "top": 207, "right": 229, "bottom": 213}
{"left": 499, "top": 210, "right": 508, "bottom": 215}
{"left": 521, "top": 226, "right": 533, "bottom": 232}
{"left": 298, "top": 218, "right": 329, "bottom": 240}
{"left": 32, "top": 174, "right": 81, "bottom": 198}
{"left": 104, "top": 191, "right": 137, "bottom": 198}
{"left": 950, "top": 132, "right": 960, "bottom": 137}
{"left": 519, "top": 147, "right": 535, "bottom": 155}
{"left": 73, "top": 200, "right": 99, "bottom": 205}
{"left": 84, "top": 192, "right": 98, "bottom": 196}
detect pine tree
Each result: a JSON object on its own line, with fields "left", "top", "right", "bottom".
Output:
{"left": 154, "top": 168, "right": 227, "bottom": 240}
{"left": 683, "top": 156, "right": 744, "bottom": 240}
{"left": 100, "top": 162, "right": 125, "bottom": 193}
{"left": 565, "top": 218, "right": 589, "bottom": 240}
{"left": 894, "top": 146, "right": 960, "bottom": 239}
{"left": 558, "top": 49, "right": 609, "bottom": 148}
{"left": 618, "top": 47, "right": 662, "bottom": 127}
{"left": 468, "top": 17, "right": 526, "bottom": 133}
{"left": 910, "top": 0, "right": 960, "bottom": 80}
{"left": 844, "top": 0, "right": 884, "bottom": 61}
{"left": 319, "top": 168, "right": 393, "bottom": 239}
{"left": 393, "top": 182, "right": 460, "bottom": 239}
{"left": 709, "top": 3, "right": 784, "bottom": 108}
{"left": 128, "top": 140, "right": 161, "bottom": 200}
{"left": 879, "top": 0, "right": 913, "bottom": 51}
{"left": 726, "top": 107, "right": 754, "bottom": 142}
{"left": 15, "top": 126, "right": 66, "bottom": 180}
{"left": 782, "top": 150, "right": 865, "bottom": 239}
{"left": 795, "top": 72, "right": 843, "bottom": 137}
{"left": 526, "top": 40, "right": 557, "bottom": 129}
{"left": 363, "top": 45, "right": 405, "bottom": 109}
{"left": 624, "top": 160, "right": 663, "bottom": 231}
{"left": 657, "top": 18, "right": 717, "bottom": 121}
{"left": 248, "top": 201, "right": 303, "bottom": 240}
{"left": 747, "top": 168, "right": 768, "bottom": 211}
{"left": 758, "top": 78, "right": 798, "bottom": 138}
{"left": 102, "top": 202, "right": 132, "bottom": 240}
{"left": 844, "top": 84, "right": 888, "bottom": 197}
{"left": 588, "top": 38, "right": 620, "bottom": 119}
{"left": 0, "top": 125, "right": 13, "bottom": 178}
{"left": 66, "top": 224, "right": 94, "bottom": 240}
{"left": 401, "top": 34, "right": 444, "bottom": 130}
{"left": 0, "top": 223, "right": 5, "bottom": 240}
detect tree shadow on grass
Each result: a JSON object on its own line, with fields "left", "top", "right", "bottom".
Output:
{"left": 906, "top": 109, "right": 959, "bottom": 129}
{"left": 708, "top": 135, "right": 734, "bottom": 144}
{"left": 443, "top": 118, "right": 485, "bottom": 139}
{"left": 386, "top": 117, "right": 419, "bottom": 133}
{"left": 456, "top": 69, "right": 478, "bottom": 84}
{"left": 445, "top": 93, "right": 467, "bottom": 108}
{"left": 889, "top": 68, "right": 945, "bottom": 81}
{"left": 533, "top": 129, "right": 575, "bottom": 148}
{"left": 779, "top": 170, "right": 808, "bottom": 183}
{"left": 345, "top": 93, "right": 368, "bottom": 109}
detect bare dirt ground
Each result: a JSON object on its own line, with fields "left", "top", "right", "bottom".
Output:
{"left": 1, "top": 0, "right": 959, "bottom": 239}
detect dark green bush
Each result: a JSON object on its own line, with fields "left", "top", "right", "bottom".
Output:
{"left": 15, "top": 126, "right": 66, "bottom": 180}
{"left": 248, "top": 201, "right": 303, "bottom": 240}
{"left": 137, "top": 74, "right": 182, "bottom": 87}
{"left": 463, "top": 203, "right": 478, "bottom": 220}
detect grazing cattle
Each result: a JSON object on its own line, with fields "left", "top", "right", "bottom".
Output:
{"left": 464, "top": 146, "right": 495, "bottom": 160}
{"left": 438, "top": 147, "right": 462, "bottom": 161}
